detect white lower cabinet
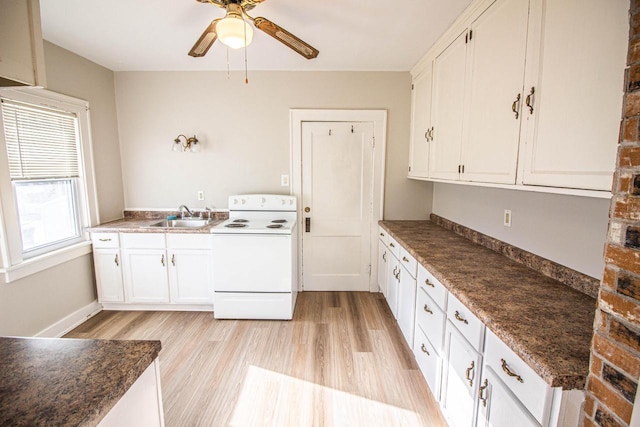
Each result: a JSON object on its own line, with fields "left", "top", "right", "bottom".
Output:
{"left": 377, "top": 238, "right": 389, "bottom": 296}
{"left": 386, "top": 255, "right": 400, "bottom": 318}
{"left": 93, "top": 249, "right": 124, "bottom": 302}
{"left": 414, "top": 326, "right": 443, "bottom": 400}
{"left": 397, "top": 249, "right": 417, "bottom": 345}
{"left": 478, "top": 366, "right": 540, "bottom": 427}
{"left": 442, "top": 323, "right": 483, "bottom": 427}
{"left": 92, "top": 232, "right": 214, "bottom": 310}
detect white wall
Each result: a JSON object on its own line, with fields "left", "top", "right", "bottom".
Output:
{"left": 114, "top": 71, "right": 433, "bottom": 220}
{"left": 432, "top": 183, "right": 610, "bottom": 279}
{"left": 0, "top": 43, "right": 122, "bottom": 336}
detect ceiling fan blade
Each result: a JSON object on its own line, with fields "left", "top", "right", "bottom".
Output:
{"left": 188, "top": 19, "right": 221, "bottom": 57}
{"left": 253, "top": 17, "right": 319, "bottom": 59}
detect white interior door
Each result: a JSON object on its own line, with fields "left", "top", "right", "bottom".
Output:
{"left": 301, "top": 121, "right": 374, "bottom": 291}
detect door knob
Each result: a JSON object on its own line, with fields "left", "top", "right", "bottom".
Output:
{"left": 304, "top": 207, "right": 310, "bottom": 213}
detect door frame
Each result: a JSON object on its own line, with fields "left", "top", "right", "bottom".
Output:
{"left": 290, "top": 109, "right": 387, "bottom": 292}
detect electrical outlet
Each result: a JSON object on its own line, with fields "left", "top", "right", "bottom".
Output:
{"left": 197, "top": 190, "right": 205, "bottom": 201}
{"left": 504, "top": 209, "right": 512, "bottom": 227}
{"left": 281, "top": 174, "right": 289, "bottom": 186}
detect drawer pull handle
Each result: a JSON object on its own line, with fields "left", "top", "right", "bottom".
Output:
{"left": 454, "top": 311, "right": 469, "bottom": 324}
{"left": 500, "top": 359, "right": 524, "bottom": 383}
{"left": 420, "top": 343, "right": 430, "bottom": 355}
{"left": 161, "top": 254, "right": 165, "bottom": 267}
{"left": 425, "top": 279, "right": 435, "bottom": 288}
{"left": 478, "top": 379, "right": 488, "bottom": 407}
{"left": 171, "top": 254, "right": 175, "bottom": 267}
{"left": 423, "top": 304, "right": 433, "bottom": 314}
{"left": 402, "top": 256, "right": 409, "bottom": 263}
{"left": 99, "top": 238, "right": 112, "bottom": 242}
{"left": 512, "top": 93, "right": 521, "bottom": 119}
{"left": 465, "top": 361, "right": 475, "bottom": 387}
{"left": 525, "top": 86, "right": 535, "bottom": 115}
{"left": 389, "top": 242, "right": 395, "bottom": 248}
{"left": 114, "top": 254, "right": 119, "bottom": 267}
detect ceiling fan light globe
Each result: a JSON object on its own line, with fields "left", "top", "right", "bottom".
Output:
{"left": 217, "top": 16, "right": 253, "bottom": 49}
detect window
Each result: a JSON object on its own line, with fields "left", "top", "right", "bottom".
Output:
{"left": 2, "top": 100, "right": 83, "bottom": 257}
{"left": 0, "top": 88, "right": 98, "bottom": 281}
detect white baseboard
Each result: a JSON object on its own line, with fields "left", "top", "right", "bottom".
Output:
{"left": 36, "top": 300, "right": 102, "bottom": 338}
{"left": 102, "top": 303, "right": 213, "bottom": 312}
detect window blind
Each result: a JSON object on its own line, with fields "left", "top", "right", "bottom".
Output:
{"left": 1, "top": 99, "right": 80, "bottom": 180}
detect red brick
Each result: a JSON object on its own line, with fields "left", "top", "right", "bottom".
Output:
{"left": 588, "top": 376, "right": 633, "bottom": 424}
{"left": 603, "top": 267, "right": 617, "bottom": 291}
{"left": 610, "top": 317, "right": 640, "bottom": 352}
{"left": 600, "top": 291, "right": 640, "bottom": 326}
{"left": 618, "top": 271, "right": 640, "bottom": 300}
{"left": 630, "top": 37, "right": 640, "bottom": 65}
{"left": 595, "top": 405, "right": 625, "bottom": 427}
{"left": 593, "top": 333, "right": 640, "bottom": 378}
{"left": 633, "top": 10, "right": 640, "bottom": 38}
{"left": 626, "top": 92, "right": 640, "bottom": 117}
{"left": 584, "top": 395, "right": 596, "bottom": 418}
{"left": 596, "top": 310, "right": 609, "bottom": 334}
{"left": 619, "top": 145, "right": 640, "bottom": 168}
{"left": 622, "top": 117, "right": 640, "bottom": 142}
{"left": 604, "top": 244, "right": 640, "bottom": 272}
{"left": 591, "top": 353, "right": 604, "bottom": 377}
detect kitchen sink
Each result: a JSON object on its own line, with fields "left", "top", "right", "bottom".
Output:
{"left": 148, "top": 219, "right": 213, "bottom": 228}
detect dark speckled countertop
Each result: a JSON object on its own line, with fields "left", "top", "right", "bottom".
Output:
{"left": 380, "top": 220, "right": 597, "bottom": 390}
{"left": 0, "top": 337, "right": 161, "bottom": 426}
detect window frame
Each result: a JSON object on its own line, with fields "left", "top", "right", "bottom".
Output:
{"left": 0, "top": 88, "right": 99, "bottom": 283}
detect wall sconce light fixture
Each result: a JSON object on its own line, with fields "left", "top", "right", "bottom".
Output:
{"left": 172, "top": 134, "right": 201, "bottom": 153}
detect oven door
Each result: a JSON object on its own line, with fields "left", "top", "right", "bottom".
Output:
{"left": 211, "top": 234, "right": 293, "bottom": 292}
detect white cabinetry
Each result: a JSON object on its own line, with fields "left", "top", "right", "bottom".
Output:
{"left": 122, "top": 234, "right": 170, "bottom": 304}
{"left": 519, "top": 0, "right": 628, "bottom": 191}
{"left": 92, "top": 233, "right": 124, "bottom": 303}
{"left": 0, "top": 0, "right": 46, "bottom": 86}
{"left": 396, "top": 248, "right": 417, "bottom": 345}
{"left": 377, "top": 229, "right": 389, "bottom": 295}
{"left": 442, "top": 324, "right": 483, "bottom": 427}
{"left": 91, "top": 232, "right": 213, "bottom": 311}
{"left": 408, "top": 64, "right": 434, "bottom": 178}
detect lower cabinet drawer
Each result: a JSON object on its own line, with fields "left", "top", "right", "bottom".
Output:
{"left": 447, "top": 293, "right": 485, "bottom": 352}
{"left": 91, "top": 233, "right": 120, "bottom": 248}
{"left": 415, "top": 286, "right": 446, "bottom": 353}
{"left": 413, "top": 327, "right": 442, "bottom": 400}
{"left": 166, "top": 233, "right": 211, "bottom": 249}
{"left": 484, "top": 328, "right": 552, "bottom": 425}
{"left": 378, "top": 226, "right": 389, "bottom": 247}
{"left": 121, "top": 233, "right": 165, "bottom": 249}
{"left": 417, "top": 264, "right": 447, "bottom": 309}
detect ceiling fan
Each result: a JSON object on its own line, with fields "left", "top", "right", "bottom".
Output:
{"left": 188, "top": 0, "right": 319, "bottom": 60}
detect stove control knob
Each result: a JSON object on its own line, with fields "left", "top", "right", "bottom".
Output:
{"left": 260, "top": 197, "right": 266, "bottom": 203}
{"left": 232, "top": 198, "right": 238, "bottom": 205}
{"left": 281, "top": 199, "right": 286, "bottom": 205}
{"left": 241, "top": 199, "right": 246, "bottom": 204}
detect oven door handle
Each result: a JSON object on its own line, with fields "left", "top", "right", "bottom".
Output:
{"left": 305, "top": 217, "right": 311, "bottom": 233}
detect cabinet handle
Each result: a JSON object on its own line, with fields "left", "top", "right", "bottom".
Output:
{"left": 525, "top": 86, "right": 535, "bottom": 114}
{"left": 500, "top": 359, "right": 524, "bottom": 383}
{"left": 465, "top": 361, "right": 475, "bottom": 387}
{"left": 423, "top": 304, "right": 433, "bottom": 314}
{"left": 395, "top": 270, "right": 400, "bottom": 280}
{"left": 382, "top": 252, "right": 387, "bottom": 262}
{"left": 478, "top": 379, "right": 488, "bottom": 407}
{"left": 424, "top": 131, "right": 429, "bottom": 140}
{"left": 171, "top": 254, "right": 175, "bottom": 267}
{"left": 420, "top": 343, "right": 430, "bottom": 355}
{"left": 99, "top": 238, "right": 112, "bottom": 242}
{"left": 114, "top": 254, "right": 119, "bottom": 267}
{"left": 454, "top": 310, "right": 469, "bottom": 324}
{"left": 380, "top": 232, "right": 384, "bottom": 237}
{"left": 511, "top": 93, "right": 521, "bottom": 119}
{"left": 389, "top": 242, "right": 395, "bottom": 248}
{"left": 425, "top": 279, "right": 435, "bottom": 288}
{"left": 161, "top": 254, "right": 165, "bottom": 267}
{"left": 402, "top": 256, "right": 409, "bottom": 263}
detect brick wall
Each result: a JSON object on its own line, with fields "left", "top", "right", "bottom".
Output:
{"left": 584, "top": 2, "right": 640, "bottom": 426}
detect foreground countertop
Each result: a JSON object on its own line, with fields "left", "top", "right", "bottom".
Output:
{"left": 380, "top": 220, "right": 596, "bottom": 390}
{"left": 86, "top": 217, "right": 225, "bottom": 234}
{"left": 0, "top": 337, "right": 161, "bottom": 426}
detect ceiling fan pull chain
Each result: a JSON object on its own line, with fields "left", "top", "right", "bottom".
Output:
{"left": 244, "top": 12, "right": 249, "bottom": 84}
{"left": 226, "top": 47, "right": 231, "bottom": 80}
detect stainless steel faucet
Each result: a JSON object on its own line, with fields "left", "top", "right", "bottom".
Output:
{"left": 204, "top": 207, "right": 212, "bottom": 219}
{"left": 178, "top": 205, "right": 194, "bottom": 219}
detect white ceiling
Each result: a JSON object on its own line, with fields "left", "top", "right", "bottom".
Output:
{"left": 40, "top": 0, "right": 472, "bottom": 72}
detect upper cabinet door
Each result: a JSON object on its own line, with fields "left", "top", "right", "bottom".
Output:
{"left": 461, "top": 0, "right": 530, "bottom": 184}
{"left": 520, "top": 0, "right": 628, "bottom": 191}
{"left": 430, "top": 30, "right": 468, "bottom": 181}
{"left": 408, "top": 64, "right": 434, "bottom": 179}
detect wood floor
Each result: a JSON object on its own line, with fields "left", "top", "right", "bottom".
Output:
{"left": 66, "top": 292, "right": 446, "bottom": 427}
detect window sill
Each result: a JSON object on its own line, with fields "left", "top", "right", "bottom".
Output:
{"left": 0, "top": 241, "right": 93, "bottom": 284}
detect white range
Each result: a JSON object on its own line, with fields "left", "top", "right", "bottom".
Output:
{"left": 210, "top": 194, "right": 298, "bottom": 320}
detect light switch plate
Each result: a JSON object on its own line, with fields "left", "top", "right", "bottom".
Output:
{"left": 197, "top": 190, "right": 205, "bottom": 201}
{"left": 281, "top": 175, "right": 289, "bottom": 186}
{"left": 504, "top": 209, "right": 512, "bottom": 227}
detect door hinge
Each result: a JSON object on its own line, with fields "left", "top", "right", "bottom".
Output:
{"left": 368, "top": 264, "right": 372, "bottom": 276}
{"left": 370, "top": 137, "right": 375, "bottom": 148}
{"left": 412, "top": 83, "right": 414, "bottom": 90}
{"left": 409, "top": 166, "right": 412, "bottom": 172}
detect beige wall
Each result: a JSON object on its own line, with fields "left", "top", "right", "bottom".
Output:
{"left": 45, "top": 41, "right": 125, "bottom": 222}
{"left": 0, "top": 43, "right": 122, "bottom": 336}
{"left": 114, "top": 71, "right": 433, "bottom": 220}
{"left": 432, "top": 183, "right": 610, "bottom": 279}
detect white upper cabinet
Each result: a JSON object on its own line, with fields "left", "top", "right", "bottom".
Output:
{"left": 409, "top": 0, "right": 629, "bottom": 194}
{"left": 461, "top": 0, "right": 530, "bottom": 184}
{"left": 0, "top": 0, "right": 46, "bottom": 87}
{"left": 430, "top": 30, "right": 468, "bottom": 181}
{"left": 408, "top": 63, "right": 434, "bottom": 179}
{"left": 519, "top": 0, "right": 628, "bottom": 191}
